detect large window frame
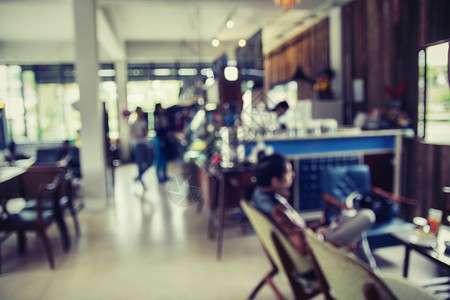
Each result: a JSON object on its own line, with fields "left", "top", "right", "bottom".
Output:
{"left": 418, "top": 40, "right": 450, "bottom": 145}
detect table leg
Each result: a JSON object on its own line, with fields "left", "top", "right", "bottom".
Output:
{"left": 403, "top": 245, "right": 411, "bottom": 277}
{"left": 17, "top": 231, "right": 26, "bottom": 255}
{"left": 216, "top": 175, "right": 225, "bottom": 260}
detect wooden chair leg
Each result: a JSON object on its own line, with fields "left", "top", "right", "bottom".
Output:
{"left": 17, "top": 231, "right": 26, "bottom": 256}
{"left": 207, "top": 215, "right": 216, "bottom": 239}
{"left": 249, "top": 267, "right": 285, "bottom": 300}
{"left": 216, "top": 176, "right": 225, "bottom": 260}
{"left": 55, "top": 216, "right": 70, "bottom": 252}
{"left": 70, "top": 209, "right": 81, "bottom": 237}
{"left": 266, "top": 277, "right": 286, "bottom": 300}
{"left": 272, "top": 232, "right": 326, "bottom": 300}
{"left": 39, "top": 230, "right": 55, "bottom": 269}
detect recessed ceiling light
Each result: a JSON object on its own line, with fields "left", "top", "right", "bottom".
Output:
{"left": 238, "top": 39, "right": 246, "bottom": 47}
{"left": 212, "top": 39, "right": 220, "bottom": 47}
{"left": 224, "top": 67, "right": 238, "bottom": 81}
{"left": 226, "top": 20, "right": 234, "bottom": 29}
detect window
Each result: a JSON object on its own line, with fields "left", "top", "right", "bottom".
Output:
{"left": 0, "top": 65, "right": 82, "bottom": 143}
{"left": 418, "top": 41, "right": 450, "bottom": 145}
{"left": 126, "top": 80, "right": 181, "bottom": 132}
{"left": 0, "top": 64, "right": 118, "bottom": 144}
{"left": 99, "top": 81, "right": 119, "bottom": 140}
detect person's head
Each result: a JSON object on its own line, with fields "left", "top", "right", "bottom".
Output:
{"left": 254, "top": 153, "right": 294, "bottom": 191}
{"left": 135, "top": 106, "right": 144, "bottom": 118}
{"left": 155, "top": 103, "right": 164, "bottom": 115}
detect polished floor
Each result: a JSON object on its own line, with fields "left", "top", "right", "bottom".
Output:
{"left": 0, "top": 162, "right": 448, "bottom": 300}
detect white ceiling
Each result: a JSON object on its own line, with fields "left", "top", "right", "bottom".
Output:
{"left": 0, "top": 0, "right": 352, "bottom": 64}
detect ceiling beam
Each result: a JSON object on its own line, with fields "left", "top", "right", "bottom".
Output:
{"left": 96, "top": 7, "right": 126, "bottom": 61}
{"left": 97, "top": 0, "right": 278, "bottom": 9}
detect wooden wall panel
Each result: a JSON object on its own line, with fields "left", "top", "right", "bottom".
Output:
{"left": 409, "top": 142, "right": 450, "bottom": 220}
{"left": 264, "top": 18, "right": 329, "bottom": 101}
{"left": 381, "top": 0, "right": 394, "bottom": 95}
{"left": 441, "top": 146, "right": 450, "bottom": 216}
{"left": 366, "top": 0, "right": 383, "bottom": 111}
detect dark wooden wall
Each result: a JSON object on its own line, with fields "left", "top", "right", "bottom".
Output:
{"left": 405, "top": 142, "right": 450, "bottom": 219}
{"left": 341, "top": 0, "right": 450, "bottom": 126}
{"left": 264, "top": 19, "right": 329, "bottom": 100}
{"left": 341, "top": 0, "right": 421, "bottom": 124}
{"left": 341, "top": 0, "right": 450, "bottom": 220}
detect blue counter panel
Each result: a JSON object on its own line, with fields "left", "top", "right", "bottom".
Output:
{"left": 244, "top": 135, "right": 396, "bottom": 157}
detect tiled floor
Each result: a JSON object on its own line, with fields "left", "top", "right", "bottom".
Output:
{"left": 0, "top": 162, "right": 448, "bottom": 300}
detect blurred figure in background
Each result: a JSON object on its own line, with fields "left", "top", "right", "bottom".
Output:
{"left": 153, "top": 103, "right": 170, "bottom": 183}
{"left": 129, "top": 106, "right": 152, "bottom": 189}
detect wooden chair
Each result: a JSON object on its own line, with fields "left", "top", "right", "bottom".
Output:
{"left": 240, "top": 200, "right": 327, "bottom": 300}
{"left": 0, "top": 174, "right": 63, "bottom": 273}
{"left": 304, "top": 228, "right": 440, "bottom": 300}
{"left": 33, "top": 147, "right": 69, "bottom": 166}
{"left": 20, "top": 165, "right": 81, "bottom": 252}
{"left": 212, "top": 167, "right": 256, "bottom": 260}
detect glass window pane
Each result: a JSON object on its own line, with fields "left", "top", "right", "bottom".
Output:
{"left": 424, "top": 42, "right": 450, "bottom": 144}
{"left": 99, "top": 81, "right": 118, "bottom": 140}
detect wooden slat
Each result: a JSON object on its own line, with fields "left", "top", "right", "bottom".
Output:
{"left": 440, "top": 146, "right": 450, "bottom": 218}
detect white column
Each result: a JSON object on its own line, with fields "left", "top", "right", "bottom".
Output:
{"left": 73, "top": 0, "right": 108, "bottom": 209}
{"left": 115, "top": 61, "right": 131, "bottom": 162}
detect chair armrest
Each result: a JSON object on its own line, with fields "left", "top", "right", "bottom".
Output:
{"left": 371, "top": 186, "right": 417, "bottom": 206}
{"left": 322, "top": 192, "right": 350, "bottom": 210}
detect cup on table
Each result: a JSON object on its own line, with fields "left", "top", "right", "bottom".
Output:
{"left": 413, "top": 216, "right": 430, "bottom": 233}
{"left": 428, "top": 208, "right": 443, "bottom": 236}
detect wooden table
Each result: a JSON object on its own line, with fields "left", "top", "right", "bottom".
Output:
{"left": 391, "top": 226, "right": 450, "bottom": 277}
{"left": 0, "top": 166, "right": 27, "bottom": 183}
{"left": 0, "top": 164, "right": 29, "bottom": 244}
{"left": 194, "top": 161, "right": 256, "bottom": 260}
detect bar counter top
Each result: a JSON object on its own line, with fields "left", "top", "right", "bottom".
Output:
{"left": 243, "top": 128, "right": 413, "bottom": 143}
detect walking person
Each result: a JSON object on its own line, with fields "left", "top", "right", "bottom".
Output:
{"left": 153, "top": 103, "right": 170, "bottom": 183}
{"left": 129, "top": 106, "right": 152, "bottom": 189}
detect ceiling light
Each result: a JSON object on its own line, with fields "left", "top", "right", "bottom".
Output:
{"left": 98, "top": 69, "right": 116, "bottom": 77}
{"left": 201, "top": 68, "right": 214, "bottom": 78}
{"left": 178, "top": 68, "right": 197, "bottom": 76}
{"left": 153, "top": 69, "right": 172, "bottom": 76}
{"left": 226, "top": 20, "right": 234, "bottom": 29}
{"left": 273, "top": 0, "right": 302, "bottom": 12}
{"left": 238, "top": 39, "right": 246, "bottom": 47}
{"left": 224, "top": 67, "right": 238, "bottom": 81}
{"left": 212, "top": 39, "right": 220, "bottom": 47}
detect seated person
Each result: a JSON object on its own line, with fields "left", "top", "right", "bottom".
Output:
{"left": 249, "top": 153, "right": 378, "bottom": 270}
